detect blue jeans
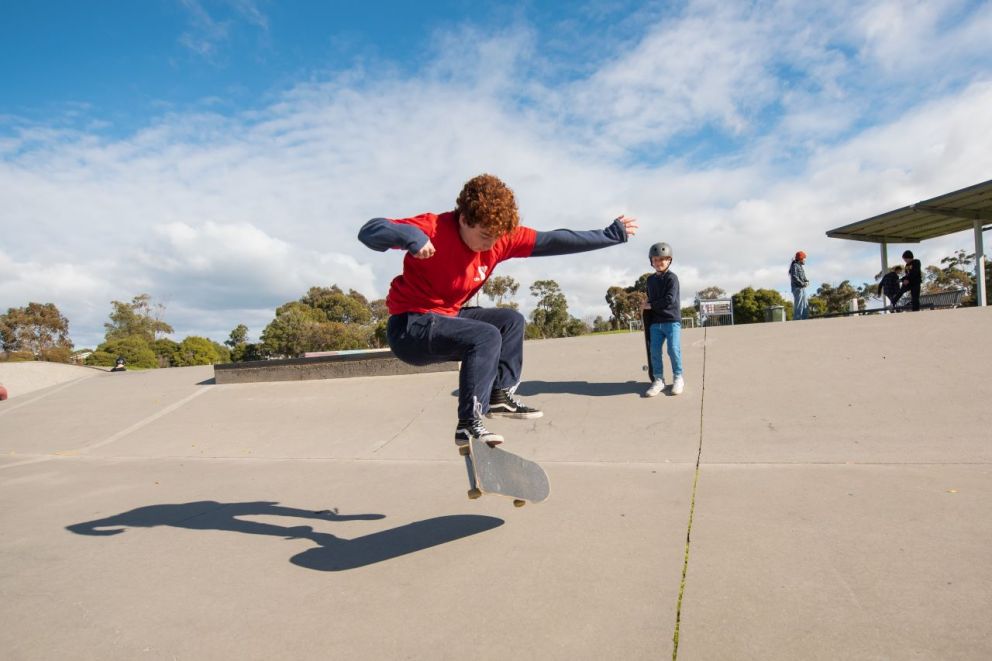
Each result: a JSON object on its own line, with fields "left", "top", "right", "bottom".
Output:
{"left": 649, "top": 322, "right": 682, "bottom": 381}
{"left": 792, "top": 287, "right": 809, "bottom": 320}
{"left": 386, "top": 307, "right": 524, "bottom": 421}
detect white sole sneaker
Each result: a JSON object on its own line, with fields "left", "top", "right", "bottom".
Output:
{"left": 644, "top": 381, "right": 666, "bottom": 398}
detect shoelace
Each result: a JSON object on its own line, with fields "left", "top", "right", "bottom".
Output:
{"left": 499, "top": 388, "right": 526, "bottom": 409}
{"left": 469, "top": 420, "right": 494, "bottom": 436}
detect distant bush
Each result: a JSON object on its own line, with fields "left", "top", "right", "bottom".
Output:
{"left": 85, "top": 351, "right": 117, "bottom": 367}
{"left": 39, "top": 347, "right": 73, "bottom": 363}
{"left": 0, "top": 350, "right": 36, "bottom": 362}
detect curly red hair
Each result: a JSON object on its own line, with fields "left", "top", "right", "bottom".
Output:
{"left": 456, "top": 174, "right": 519, "bottom": 237}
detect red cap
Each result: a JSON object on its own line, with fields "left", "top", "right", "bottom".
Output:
{"left": 795, "top": 251, "right": 807, "bottom": 260}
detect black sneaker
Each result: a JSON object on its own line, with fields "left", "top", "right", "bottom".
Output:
{"left": 487, "top": 388, "right": 544, "bottom": 419}
{"left": 454, "top": 419, "right": 504, "bottom": 447}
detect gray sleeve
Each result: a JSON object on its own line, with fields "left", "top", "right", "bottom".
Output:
{"left": 531, "top": 217, "right": 629, "bottom": 257}
{"left": 358, "top": 217, "right": 429, "bottom": 253}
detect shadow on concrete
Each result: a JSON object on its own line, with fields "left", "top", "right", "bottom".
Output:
{"left": 451, "top": 380, "right": 646, "bottom": 399}
{"left": 514, "top": 380, "right": 645, "bottom": 397}
{"left": 66, "top": 501, "right": 504, "bottom": 572}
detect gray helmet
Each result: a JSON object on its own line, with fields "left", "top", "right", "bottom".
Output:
{"left": 649, "top": 242, "right": 673, "bottom": 264}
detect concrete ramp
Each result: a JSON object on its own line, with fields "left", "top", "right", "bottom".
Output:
{"left": 1, "top": 307, "right": 990, "bottom": 660}
{"left": 0, "top": 361, "right": 100, "bottom": 399}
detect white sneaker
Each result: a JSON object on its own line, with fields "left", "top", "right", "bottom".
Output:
{"left": 645, "top": 378, "right": 666, "bottom": 398}
{"left": 671, "top": 375, "right": 685, "bottom": 395}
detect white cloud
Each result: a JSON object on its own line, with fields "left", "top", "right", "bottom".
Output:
{"left": 2, "top": 1, "right": 991, "bottom": 349}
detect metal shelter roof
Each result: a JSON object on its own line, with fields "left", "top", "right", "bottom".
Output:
{"left": 826, "top": 178, "right": 992, "bottom": 244}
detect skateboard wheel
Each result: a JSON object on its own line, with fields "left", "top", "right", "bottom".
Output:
{"left": 467, "top": 488, "right": 482, "bottom": 500}
{"left": 459, "top": 446, "right": 470, "bottom": 456}
{"left": 513, "top": 499, "right": 526, "bottom": 508}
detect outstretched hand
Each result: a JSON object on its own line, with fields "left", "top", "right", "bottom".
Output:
{"left": 615, "top": 215, "right": 638, "bottom": 237}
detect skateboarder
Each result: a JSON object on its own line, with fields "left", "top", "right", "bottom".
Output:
{"left": 358, "top": 173, "right": 638, "bottom": 445}
{"left": 643, "top": 242, "right": 684, "bottom": 397}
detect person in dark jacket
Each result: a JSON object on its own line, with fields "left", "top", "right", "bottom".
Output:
{"left": 358, "top": 173, "right": 638, "bottom": 446}
{"left": 877, "top": 265, "right": 904, "bottom": 310}
{"left": 899, "top": 250, "right": 923, "bottom": 311}
{"left": 643, "top": 242, "right": 684, "bottom": 397}
{"left": 789, "top": 251, "right": 810, "bottom": 320}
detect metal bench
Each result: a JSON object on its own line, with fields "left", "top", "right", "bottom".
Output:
{"left": 894, "top": 288, "right": 966, "bottom": 310}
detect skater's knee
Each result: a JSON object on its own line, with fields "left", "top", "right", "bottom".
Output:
{"left": 470, "top": 325, "right": 502, "bottom": 354}
{"left": 506, "top": 308, "right": 525, "bottom": 331}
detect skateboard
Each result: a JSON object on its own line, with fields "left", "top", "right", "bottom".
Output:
{"left": 642, "top": 307, "right": 656, "bottom": 382}
{"left": 459, "top": 438, "right": 550, "bottom": 507}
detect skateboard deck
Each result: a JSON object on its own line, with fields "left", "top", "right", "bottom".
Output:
{"left": 642, "top": 308, "right": 656, "bottom": 382}
{"left": 459, "top": 438, "right": 550, "bottom": 507}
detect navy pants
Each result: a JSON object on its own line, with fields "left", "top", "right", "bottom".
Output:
{"left": 386, "top": 307, "right": 525, "bottom": 420}
{"left": 899, "top": 283, "right": 921, "bottom": 311}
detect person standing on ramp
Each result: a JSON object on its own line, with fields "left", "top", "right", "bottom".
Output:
{"left": 643, "top": 242, "right": 685, "bottom": 398}
{"left": 789, "top": 251, "right": 810, "bottom": 320}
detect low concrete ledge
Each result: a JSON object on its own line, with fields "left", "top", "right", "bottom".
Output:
{"left": 213, "top": 349, "right": 457, "bottom": 384}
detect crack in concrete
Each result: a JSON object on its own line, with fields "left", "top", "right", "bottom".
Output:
{"left": 370, "top": 381, "right": 447, "bottom": 453}
{"left": 673, "top": 326, "right": 707, "bottom": 659}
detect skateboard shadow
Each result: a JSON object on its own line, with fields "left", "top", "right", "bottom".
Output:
{"left": 513, "top": 380, "right": 645, "bottom": 397}
{"left": 451, "top": 380, "right": 645, "bottom": 399}
{"left": 66, "top": 501, "right": 504, "bottom": 572}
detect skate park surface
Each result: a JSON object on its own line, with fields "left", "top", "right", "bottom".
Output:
{"left": 1, "top": 307, "right": 990, "bottom": 660}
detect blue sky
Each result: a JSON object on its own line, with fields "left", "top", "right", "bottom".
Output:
{"left": 3, "top": 0, "right": 992, "bottom": 349}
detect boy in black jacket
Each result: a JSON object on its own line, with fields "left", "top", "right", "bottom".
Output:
{"left": 643, "top": 242, "right": 684, "bottom": 397}
{"left": 899, "top": 250, "right": 923, "bottom": 311}
{"left": 877, "top": 264, "right": 904, "bottom": 309}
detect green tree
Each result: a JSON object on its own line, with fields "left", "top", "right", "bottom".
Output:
{"left": 152, "top": 338, "right": 180, "bottom": 367}
{"left": 224, "top": 324, "right": 253, "bottom": 362}
{"left": 86, "top": 335, "right": 158, "bottom": 368}
{"left": 482, "top": 276, "right": 520, "bottom": 309}
{"left": 302, "top": 286, "right": 373, "bottom": 325}
{"left": 605, "top": 286, "right": 645, "bottom": 330}
{"left": 631, "top": 272, "right": 654, "bottom": 293}
{"left": 171, "top": 336, "right": 230, "bottom": 366}
{"left": 260, "top": 302, "right": 328, "bottom": 357}
{"left": 565, "top": 317, "right": 590, "bottom": 336}
{"left": 529, "top": 279, "right": 572, "bottom": 338}
{"left": 924, "top": 249, "right": 976, "bottom": 303}
{"left": 368, "top": 298, "right": 389, "bottom": 349}
{"left": 261, "top": 286, "right": 389, "bottom": 355}
{"left": 696, "top": 286, "right": 727, "bottom": 300}
{"left": 305, "top": 321, "right": 371, "bottom": 352}
{"left": 0, "top": 302, "right": 73, "bottom": 360}
{"left": 226, "top": 324, "right": 249, "bottom": 348}
{"left": 731, "top": 287, "right": 790, "bottom": 324}
{"left": 104, "top": 294, "right": 174, "bottom": 343}
{"left": 809, "top": 280, "right": 863, "bottom": 315}
{"left": 591, "top": 316, "right": 612, "bottom": 333}
{"left": 238, "top": 343, "right": 267, "bottom": 362}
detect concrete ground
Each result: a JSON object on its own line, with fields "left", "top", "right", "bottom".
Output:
{"left": 1, "top": 307, "right": 990, "bottom": 660}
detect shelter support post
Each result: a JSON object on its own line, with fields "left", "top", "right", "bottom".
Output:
{"left": 975, "top": 220, "right": 987, "bottom": 307}
{"left": 880, "top": 241, "right": 888, "bottom": 274}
